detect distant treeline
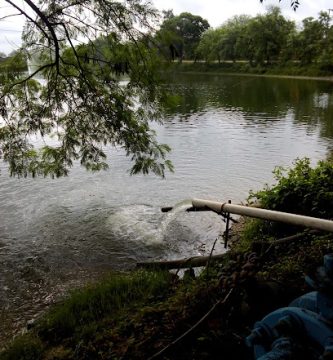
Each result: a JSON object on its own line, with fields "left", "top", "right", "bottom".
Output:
{"left": 0, "top": 51, "right": 27, "bottom": 74}
{"left": 3, "top": 6, "right": 333, "bottom": 77}
{"left": 156, "top": 7, "right": 333, "bottom": 73}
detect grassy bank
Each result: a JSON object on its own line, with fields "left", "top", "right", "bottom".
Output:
{"left": 166, "top": 61, "right": 333, "bottom": 79}
{"left": 1, "top": 159, "right": 333, "bottom": 360}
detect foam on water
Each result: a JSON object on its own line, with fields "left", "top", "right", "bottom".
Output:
{"left": 107, "top": 205, "right": 165, "bottom": 246}
{"left": 106, "top": 200, "right": 194, "bottom": 247}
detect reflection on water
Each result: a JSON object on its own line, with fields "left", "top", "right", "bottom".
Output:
{"left": 1, "top": 73, "right": 333, "bottom": 342}
{"left": 164, "top": 73, "right": 333, "bottom": 140}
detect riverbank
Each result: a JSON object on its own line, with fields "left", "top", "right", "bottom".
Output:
{"left": 1, "top": 224, "right": 332, "bottom": 359}
{"left": 165, "top": 61, "right": 333, "bottom": 81}
{"left": 1, "top": 159, "right": 333, "bottom": 360}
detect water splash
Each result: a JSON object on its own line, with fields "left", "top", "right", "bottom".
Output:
{"left": 106, "top": 200, "right": 193, "bottom": 247}
{"left": 158, "top": 199, "right": 193, "bottom": 237}
{"left": 106, "top": 205, "right": 165, "bottom": 246}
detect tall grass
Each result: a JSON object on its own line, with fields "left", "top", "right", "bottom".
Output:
{"left": 0, "top": 269, "right": 173, "bottom": 359}
{"left": 38, "top": 270, "right": 173, "bottom": 340}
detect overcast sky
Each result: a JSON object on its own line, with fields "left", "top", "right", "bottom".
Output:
{"left": 0, "top": 0, "right": 332, "bottom": 54}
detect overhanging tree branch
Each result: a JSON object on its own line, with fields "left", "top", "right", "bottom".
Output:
{"left": 22, "top": 0, "right": 60, "bottom": 73}
{"left": 0, "top": 0, "right": 173, "bottom": 178}
{"left": 4, "top": 0, "right": 50, "bottom": 40}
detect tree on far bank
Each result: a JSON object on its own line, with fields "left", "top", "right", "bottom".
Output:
{"left": 196, "top": 28, "right": 223, "bottom": 63}
{"left": 156, "top": 12, "right": 210, "bottom": 61}
{"left": 217, "top": 15, "right": 252, "bottom": 63}
{"left": 196, "top": 7, "right": 296, "bottom": 66}
{"left": 245, "top": 7, "right": 295, "bottom": 65}
{"left": 297, "top": 16, "right": 325, "bottom": 64}
{"left": 0, "top": 0, "right": 173, "bottom": 178}
{"left": 295, "top": 12, "right": 333, "bottom": 65}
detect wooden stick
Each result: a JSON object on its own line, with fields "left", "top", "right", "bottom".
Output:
{"left": 136, "top": 253, "right": 227, "bottom": 270}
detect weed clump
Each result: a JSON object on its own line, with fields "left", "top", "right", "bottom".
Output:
{"left": 241, "top": 158, "right": 333, "bottom": 244}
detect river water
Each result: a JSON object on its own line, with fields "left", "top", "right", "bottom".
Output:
{"left": 1, "top": 73, "right": 333, "bottom": 342}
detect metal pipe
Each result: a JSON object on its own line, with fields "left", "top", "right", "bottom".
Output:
{"left": 191, "top": 198, "right": 333, "bottom": 233}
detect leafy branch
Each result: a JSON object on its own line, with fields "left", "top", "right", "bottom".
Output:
{"left": 0, "top": 0, "right": 173, "bottom": 178}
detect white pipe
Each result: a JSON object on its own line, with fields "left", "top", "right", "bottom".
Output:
{"left": 191, "top": 198, "right": 333, "bottom": 233}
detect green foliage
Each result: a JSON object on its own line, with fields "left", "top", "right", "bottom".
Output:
{"left": 195, "top": 28, "right": 221, "bottom": 63}
{"left": 0, "top": 51, "right": 27, "bottom": 76}
{"left": 195, "top": 7, "right": 333, "bottom": 74}
{"left": 220, "top": 16, "right": 253, "bottom": 63}
{"left": 296, "top": 13, "right": 331, "bottom": 65}
{"left": 244, "top": 158, "right": 333, "bottom": 241}
{"left": 156, "top": 12, "right": 210, "bottom": 61}
{"left": 250, "top": 158, "right": 333, "bottom": 217}
{"left": 246, "top": 7, "right": 296, "bottom": 65}
{"left": 0, "top": 334, "right": 43, "bottom": 360}
{"left": 0, "top": 0, "right": 173, "bottom": 178}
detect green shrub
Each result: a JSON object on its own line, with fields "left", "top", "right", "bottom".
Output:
{"left": 243, "top": 158, "right": 333, "bottom": 241}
